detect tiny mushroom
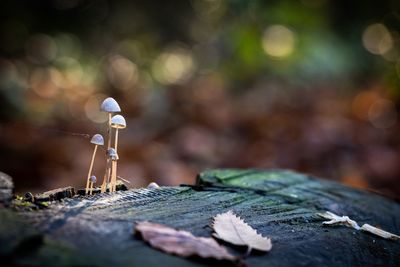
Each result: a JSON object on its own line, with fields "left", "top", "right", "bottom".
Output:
{"left": 100, "top": 97, "right": 121, "bottom": 148}
{"left": 100, "top": 97, "right": 121, "bottom": 193}
{"left": 89, "top": 175, "right": 97, "bottom": 195}
{"left": 110, "top": 114, "right": 126, "bottom": 152}
{"left": 85, "top": 134, "right": 104, "bottom": 195}
{"left": 90, "top": 175, "right": 97, "bottom": 183}
{"left": 147, "top": 182, "right": 160, "bottom": 189}
{"left": 107, "top": 148, "right": 119, "bottom": 193}
{"left": 101, "top": 97, "right": 121, "bottom": 113}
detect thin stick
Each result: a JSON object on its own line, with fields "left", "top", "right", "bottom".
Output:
{"left": 117, "top": 176, "right": 131, "bottom": 184}
{"left": 101, "top": 113, "right": 112, "bottom": 193}
{"left": 85, "top": 145, "right": 98, "bottom": 194}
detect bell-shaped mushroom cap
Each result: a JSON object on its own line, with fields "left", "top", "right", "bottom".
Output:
{"left": 147, "top": 182, "right": 160, "bottom": 189}
{"left": 100, "top": 97, "right": 121, "bottom": 113}
{"left": 111, "top": 115, "right": 126, "bottom": 129}
{"left": 90, "top": 134, "right": 104, "bottom": 146}
{"left": 107, "top": 148, "right": 119, "bottom": 161}
{"left": 89, "top": 175, "right": 97, "bottom": 183}
{"left": 111, "top": 115, "right": 127, "bottom": 129}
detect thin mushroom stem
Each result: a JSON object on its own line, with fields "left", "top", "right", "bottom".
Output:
{"left": 106, "top": 113, "right": 113, "bottom": 188}
{"left": 114, "top": 161, "right": 118, "bottom": 192}
{"left": 114, "top": 129, "right": 119, "bottom": 152}
{"left": 111, "top": 161, "right": 117, "bottom": 192}
{"left": 89, "top": 182, "right": 93, "bottom": 195}
{"left": 100, "top": 172, "right": 108, "bottom": 193}
{"left": 106, "top": 159, "right": 111, "bottom": 191}
{"left": 101, "top": 113, "right": 113, "bottom": 193}
{"left": 108, "top": 161, "right": 113, "bottom": 193}
{"left": 101, "top": 159, "right": 111, "bottom": 193}
{"left": 85, "top": 145, "right": 98, "bottom": 194}
{"left": 100, "top": 165, "right": 109, "bottom": 193}
{"left": 107, "top": 113, "right": 112, "bottom": 149}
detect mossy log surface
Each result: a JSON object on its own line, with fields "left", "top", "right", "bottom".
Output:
{"left": 1, "top": 169, "right": 399, "bottom": 267}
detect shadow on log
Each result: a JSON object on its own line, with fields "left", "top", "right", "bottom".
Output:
{"left": 0, "top": 169, "right": 399, "bottom": 266}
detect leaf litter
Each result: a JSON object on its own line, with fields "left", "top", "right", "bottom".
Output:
{"left": 135, "top": 221, "right": 238, "bottom": 262}
{"left": 134, "top": 210, "right": 273, "bottom": 265}
{"left": 212, "top": 210, "right": 272, "bottom": 254}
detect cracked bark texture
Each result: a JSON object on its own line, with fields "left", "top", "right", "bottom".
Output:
{"left": 1, "top": 169, "right": 399, "bottom": 267}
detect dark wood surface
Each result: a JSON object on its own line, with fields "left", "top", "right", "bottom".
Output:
{"left": 1, "top": 169, "right": 399, "bottom": 266}
{"left": 0, "top": 172, "right": 13, "bottom": 204}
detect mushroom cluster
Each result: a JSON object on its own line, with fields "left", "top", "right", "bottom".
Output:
{"left": 84, "top": 97, "right": 127, "bottom": 194}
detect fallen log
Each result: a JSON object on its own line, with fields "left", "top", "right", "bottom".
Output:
{"left": 0, "top": 169, "right": 399, "bottom": 266}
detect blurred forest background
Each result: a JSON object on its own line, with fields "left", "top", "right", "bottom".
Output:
{"left": 0, "top": 0, "right": 400, "bottom": 198}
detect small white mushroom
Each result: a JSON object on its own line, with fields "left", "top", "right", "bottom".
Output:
{"left": 107, "top": 148, "right": 119, "bottom": 160}
{"left": 89, "top": 175, "right": 97, "bottom": 195}
{"left": 110, "top": 115, "right": 126, "bottom": 153}
{"left": 100, "top": 97, "right": 121, "bottom": 148}
{"left": 90, "top": 175, "right": 97, "bottom": 183}
{"left": 100, "top": 97, "right": 121, "bottom": 113}
{"left": 85, "top": 134, "right": 104, "bottom": 195}
{"left": 100, "top": 97, "right": 121, "bottom": 193}
{"left": 107, "top": 148, "right": 119, "bottom": 193}
{"left": 147, "top": 182, "right": 160, "bottom": 189}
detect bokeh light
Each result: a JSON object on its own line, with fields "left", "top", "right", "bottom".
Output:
{"left": 30, "top": 68, "right": 59, "bottom": 98}
{"left": 352, "top": 91, "right": 380, "bottom": 121}
{"left": 54, "top": 33, "right": 82, "bottom": 59}
{"left": 25, "top": 34, "right": 58, "bottom": 64}
{"left": 368, "top": 99, "right": 397, "bottom": 129}
{"left": 107, "top": 55, "right": 139, "bottom": 90}
{"left": 0, "top": 1, "right": 399, "bottom": 199}
{"left": 84, "top": 93, "right": 108, "bottom": 123}
{"left": 152, "top": 47, "right": 196, "bottom": 85}
{"left": 0, "top": 59, "right": 18, "bottom": 88}
{"left": 362, "top": 23, "right": 393, "bottom": 56}
{"left": 262, "top": 25, "right": 296, "bottom": 58}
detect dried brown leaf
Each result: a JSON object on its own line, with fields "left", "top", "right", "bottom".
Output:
{"left": 135, "top": 221, "right": 237, "bottom": 261}
{"left": 212, "top": 210, "right": 272, "bottom": 253}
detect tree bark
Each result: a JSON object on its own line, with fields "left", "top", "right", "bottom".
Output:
{"left": 1, "top": 169, "right": 399, "bottom": 266}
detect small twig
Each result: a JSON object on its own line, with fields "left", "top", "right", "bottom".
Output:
{"left": 318, "top": 211, "right": 400, "bottom": 240}
{"left": 360, "top": 224, "right": 400, "bottom": 241}
{"left": 117, "top": 176, "right": 131, "bottom": 184}
{"left": 317, "top": 211, "right": 360, "bottom": 230}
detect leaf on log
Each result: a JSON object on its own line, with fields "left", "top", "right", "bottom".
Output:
{"left": 135, "top": 221, "right": 237, "bottom": 261}
{"left": 212, "top": 210, "right": 272, "bottom": 253}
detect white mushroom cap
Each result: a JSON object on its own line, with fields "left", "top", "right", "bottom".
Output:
{"left": 111, "top": 115, "right": 126, "bottom": 129}
{"left": 147, "top": 182, "right": 160, "bottom": 189}
{"left": 89, "top": 175, "right": 97, "bottom": 183}
{"left": 107, "top": 148, "right": 119, "bottom": 161}
{"left": 90, "top": 134, "right": 104, "bottom": 146}
{"left": 100, "top": 97, "right": 121, "bottom": 113}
